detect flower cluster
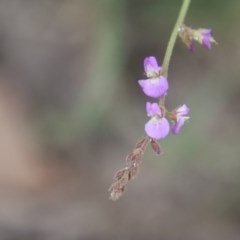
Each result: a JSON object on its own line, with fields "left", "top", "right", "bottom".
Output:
{"left": 109, "top": 56, "right": 190, "bottom": 201}
{"left": 178, "top": 24, "right": 217, "bottom": 51}
{"left": 138, "top": 56, "right": 190, "bottom": 140}
{"left": 109, "top": 0, "right": 217, "bottom": 200}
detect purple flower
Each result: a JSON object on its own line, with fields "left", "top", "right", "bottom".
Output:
{"left": 198, "top": 29, "right": 213, "bottom": 49}
{"left": 172, "top": 104, "right": 190, "bottom": 134}
{"left": 138, "top": 56, "right": 168, "bottom": 98}
{"left": 138, "top": 76, "right": 168, "bottom": 98}
{"left": 192, "top": 28, "right": 217, "bottom": 50}
{"left": 178, "top": 25, "right": 217, "bottom": 51}
{"left": 145, "top": 102, "right": 170, "bottom": 139}
{"left": 144, "top": 56, "right": 161, "bottom": 78}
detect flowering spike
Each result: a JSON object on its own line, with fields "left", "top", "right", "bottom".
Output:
{"left": 108, "top": 0, "right": 204, "bottom": 200}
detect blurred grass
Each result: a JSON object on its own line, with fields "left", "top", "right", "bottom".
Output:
{"left": 41, "top": 0, "right": 127, "bottom": 147}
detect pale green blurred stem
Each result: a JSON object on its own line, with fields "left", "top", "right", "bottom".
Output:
{"left": 162, "top": 0, "right": 191, "bottom": 78}
{"left": 160, "top": 0, "right": 191, "bottom": 107}
{"left": 67, "top": 0, "right": 126, "bottom": 141}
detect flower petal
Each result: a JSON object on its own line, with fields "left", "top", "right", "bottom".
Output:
{"left": 199, "top": 28, "right": 212, "bottom": 35}
{"left": 145, "top": 117, "right": 170, "bottom": 139}
{"left": 202, "top": 36, "right": 211, "bottom": 49}
{"left": 138, "top": 76, "right": 168, "bottom": 98}
{"left": 144, "top": 56, "right": 161, "bottom": 77}
{"left": 172, "top": 117, "right": 185, "bottom": 134}
{"left": 177, "top": 104, "right": 190, "bottom": 116}
{"left": 146, "top": 102, "right": 161, "bottom": 117}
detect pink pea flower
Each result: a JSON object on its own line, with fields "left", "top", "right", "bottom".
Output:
{"left": 178, "top": 25, "right": 217, "bottom": 51}
{"left": 171, "top": 104, "right": 190, "bottom": 134}
{"left": 145, "top": 102, "right": 170, "bottom": 139}
{"left": 138, "top": 56, "right": 168, "bottom": 98}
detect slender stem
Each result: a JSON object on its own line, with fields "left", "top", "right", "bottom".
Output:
{"left": 161, "top": 0, "right": 191, "bottom": 78}
{"left": 159, "top": 0, "right": 191, "bottom": 107}
{"left": 130, "top": 2, "right": 191, "bottom": 153}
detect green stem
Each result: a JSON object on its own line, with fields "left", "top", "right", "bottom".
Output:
{"left": 161, "top": 0, "right": 191, "bottom": 78}
{"left": 159, "top": 0, "right": 191, "bottom": 108}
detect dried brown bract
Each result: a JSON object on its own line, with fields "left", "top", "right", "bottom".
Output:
{"left": 109, "top": 136, "right": 149, "bottom": 201}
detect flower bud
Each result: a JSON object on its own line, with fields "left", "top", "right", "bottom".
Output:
{"left": 150, "top": 139, "right": 161, "bottom": 155}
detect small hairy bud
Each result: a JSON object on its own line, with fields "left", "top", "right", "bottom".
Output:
{"left": 150, "top": 139, "right": 161, "bottom": 155}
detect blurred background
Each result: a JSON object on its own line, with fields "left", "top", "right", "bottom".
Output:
{"left": 0, "top": 0, "right": 239, "bottom": 239}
